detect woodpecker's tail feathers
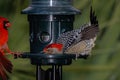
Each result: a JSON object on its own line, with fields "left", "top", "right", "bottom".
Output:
{"left": 80, "top": 7, "right": 99, "bottom": 40}
{"left": 0, "top": 52, "right": 13, "bottom": 80}
{"left": 90, "top": 6, "right": 99, "bottom": 26}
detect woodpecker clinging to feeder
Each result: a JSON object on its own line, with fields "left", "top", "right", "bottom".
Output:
{"left": 0, "top": 16, "right": 14, "bottom": 80}
{"left": 43, "top": 7, "right": 99, "bottom": 58}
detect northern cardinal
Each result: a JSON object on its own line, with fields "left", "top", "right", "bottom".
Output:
{"left": 0, "top": 16, "right": 13, "bottom": 80}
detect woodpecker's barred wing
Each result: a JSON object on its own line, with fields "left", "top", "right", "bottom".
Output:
{"left": 56, "top": 7, "right": 99, "bottom": 52}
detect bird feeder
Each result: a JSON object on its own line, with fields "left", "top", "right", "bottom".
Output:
{"left": 18, "top": 0, "right": 87, "bottom": 80}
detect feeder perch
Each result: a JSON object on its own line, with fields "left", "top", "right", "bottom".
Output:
{"left": 17, "top": 0, "right": 88, "bottom": 80}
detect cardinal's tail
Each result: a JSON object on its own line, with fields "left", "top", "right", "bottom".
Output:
{"left": 0, "top": 51, "right": 13, "bottom": 80}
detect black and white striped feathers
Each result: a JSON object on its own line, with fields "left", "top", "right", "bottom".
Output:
{"left": 56, "top": 7, "right": 99, "bottom": 56}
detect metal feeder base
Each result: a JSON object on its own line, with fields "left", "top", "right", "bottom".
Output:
{"left": 20, "top": 53, "right": 88, "bottom": 65}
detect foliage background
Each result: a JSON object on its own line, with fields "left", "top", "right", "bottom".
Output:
{"left": 0, "top": 0, "right": 120, "bottom": 80}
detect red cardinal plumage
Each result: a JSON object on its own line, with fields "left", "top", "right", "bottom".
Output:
{"left": 0, "top": 16, "right": 13, "bottom": 80}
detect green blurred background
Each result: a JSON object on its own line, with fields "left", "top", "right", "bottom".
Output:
{"left": 0, "top": 0, "right": 120, "bottom": 80}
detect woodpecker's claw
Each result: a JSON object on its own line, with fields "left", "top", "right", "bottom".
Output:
{"left": 78, "top": 54, "right": 89, "bottom": 59}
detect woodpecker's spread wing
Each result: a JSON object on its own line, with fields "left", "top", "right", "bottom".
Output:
{"left": 56, "top": 7, "right": 99, "bottom": 52}
{"left": 65, "top": 37, "right": 96, "bottom": 55}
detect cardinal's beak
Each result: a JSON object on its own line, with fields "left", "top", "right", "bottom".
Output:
{"left": 5, "top": 22, "right": 11, "bottom": 27}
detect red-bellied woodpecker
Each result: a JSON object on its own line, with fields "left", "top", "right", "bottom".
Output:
{"left": 43, "top": 7, "right": 99, "bottom": 58}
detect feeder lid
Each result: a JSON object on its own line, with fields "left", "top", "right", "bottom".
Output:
{"left": 22, "top": 0, "right": 81, "bottom": 15}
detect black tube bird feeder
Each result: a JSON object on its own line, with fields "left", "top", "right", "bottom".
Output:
{"left": 19, "top": 0, "right": 85, "bottom": 80}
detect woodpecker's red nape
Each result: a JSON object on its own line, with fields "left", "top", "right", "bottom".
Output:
{"left": 43, "top": 43, "right": 63, "bottom": 52}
